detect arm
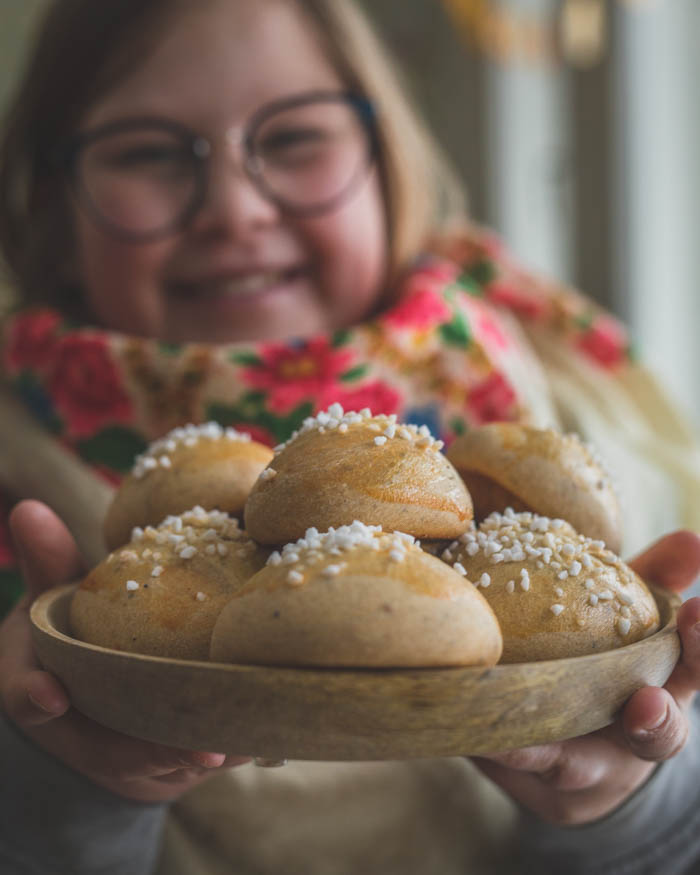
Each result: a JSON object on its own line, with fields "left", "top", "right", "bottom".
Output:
{"left": 474, "top": 531, "right": 700, "bottom": 873}
{"left": 0, "top": 501, "right": 249, "bottom": 874}
{"left": 514, "top": 698, "right": 700, "bottom": 875}
{"left": 0, "top": 712, "right": 167, "bottom": 875}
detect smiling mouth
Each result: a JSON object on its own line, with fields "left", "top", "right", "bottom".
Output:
{"left": 170, "top": 267, "right": 307, "bottom": 299}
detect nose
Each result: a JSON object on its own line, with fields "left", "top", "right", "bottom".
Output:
{"left": 188, "top": 144, "right": 281, "bottom": 239}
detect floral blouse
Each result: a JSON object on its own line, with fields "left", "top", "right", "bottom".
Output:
{"left": 0, "top": 226, "right": 632, "bottom": 615}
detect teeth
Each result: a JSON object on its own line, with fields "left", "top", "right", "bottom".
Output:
{"left": 199, "top": 271, "right": 287, "bottom": 297}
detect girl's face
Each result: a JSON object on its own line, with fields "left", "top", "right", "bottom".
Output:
{"left": 72, "top": 0, "right": 388, "bottom": 343}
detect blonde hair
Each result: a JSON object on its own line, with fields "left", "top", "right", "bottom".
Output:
{"left": 0, "top": 0, "right": 467, "bottom": 312}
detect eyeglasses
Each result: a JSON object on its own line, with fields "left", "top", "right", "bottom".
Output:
{"left": 58, "top": 91, "right": 377, "bottom": 242}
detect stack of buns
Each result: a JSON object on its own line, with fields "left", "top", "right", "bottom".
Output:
{"left": 69, "top": 408, "right": 660, "bottom": 666}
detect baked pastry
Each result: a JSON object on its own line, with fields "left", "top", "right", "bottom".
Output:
{"left": 210, "top": 520, "right": 502, "bottom": 667}
{"left": 441, "top": 509, "right": 659, "bottom": 663}
{"left": 71, "top": 507, "right": 268, "bottom": 659}
{"left": 446, "top": 423, "right": 623, "bottom": 553}
{"left": 104, "top": 422, "right": 273, "bottom": 549}
{"left": 244, "top": 405, "right": 472, "bottom": 544}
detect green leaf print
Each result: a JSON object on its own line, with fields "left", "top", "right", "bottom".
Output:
{"left": 439, "top": 312, "right": 471, "bottom": 348}
{"left": 76, "top": 426, "right": 148, "bottom": 473}
{"left": 230, "top": 351, "right": 263, "bottom": 367}
{"left": 339, "top": 364, "right": 369, "bottom": 382}
{"left": 331, "top": 329, "right": 351, "bottom": 348}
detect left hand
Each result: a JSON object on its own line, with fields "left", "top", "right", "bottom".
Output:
{"left": 472, "top": 530, "right": 700, "bottom": 825}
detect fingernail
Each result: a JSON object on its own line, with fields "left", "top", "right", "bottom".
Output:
{"left": 179, "top": 752, "right": 225, "bottom": 769}
{"left": 27, "top": 691, "right": 63, "bottom": 715}
{"left": 634, "top": 706, "right": 668, "bottom": 737}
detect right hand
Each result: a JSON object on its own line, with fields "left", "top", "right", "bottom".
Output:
{"left": 0, "top": 500, "right": 250, "bottom": 802}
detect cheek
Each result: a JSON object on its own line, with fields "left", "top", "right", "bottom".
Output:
{"left": 74, "top": 217, "right": 172, "bottom": 334}
{"left": 309, "top": 177, "right": 388, "bottom": 323}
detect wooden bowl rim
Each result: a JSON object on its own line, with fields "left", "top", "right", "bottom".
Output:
{"left": 31, "top": 580, "right": 681, "bottom": 679}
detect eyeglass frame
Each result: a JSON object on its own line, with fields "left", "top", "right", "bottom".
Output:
{"left": 53, "top": 90, "right": 379, "bottom": 243}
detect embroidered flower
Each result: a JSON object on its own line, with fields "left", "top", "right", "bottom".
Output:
{"left": 4, "top": 309, "right": 62, "bottom": 373}
{"left": 383, "top": 287, "right": 453, "bottom": 332}
{"left": 576, "top": 314, "right": 628, "bottom": 369}
{"left": 48, "top": 335, "right": 133, "bottom": 437}
{"left": 467, "top": 372, "right": 518, "bottom": 423}
{"left": 485, "top": 277, "right": 550, "bottom": 321}
{"left": 326, "top": 380, "right": 402, "bottom": 419}
{"left": 242, "top": 338, "right": 354, "bottom": 414}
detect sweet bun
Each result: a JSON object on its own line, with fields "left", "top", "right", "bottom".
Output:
{"left": 104, "top": 422, "right": 273, "bottom": 550}
{"left": 446, "top": 423, "right": 623, "bottom": 553}
{"left": 244, "top": 405, "right": 472, "bottom": 544}
{"left": 71, "top": 507, "right": 268, "bottom": 660}
{"left": 210, "top": 521, "right": 503, "bottom": 668}
{"left": 441, "top": 509, "right": 659, "bottom": 663}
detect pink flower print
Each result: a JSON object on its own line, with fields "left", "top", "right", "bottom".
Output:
{"left": 242, "top": 338, "right": 354, "bottom": 414}
{"left": 467, "top": 372, "right": 518, "bottom": 424}
{"left": 486, "top": 277, "right": 549, "bottom": 321}
{"left": 48, "top": 335, "right": 133, "bottom": 437}
{"left": 383, "top": 286, "right": 453, "bottom": 332}
{"left": 326, "top": 380, "right": 402, "bottom": 419}
{"left": 5, "top": 309, "right": 62, "bottom": 373}
{"left": 577, "top": 314, "right": 628, "bottom": 369}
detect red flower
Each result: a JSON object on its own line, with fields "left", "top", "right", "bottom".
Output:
{"left": 577, "top": 315, "right": 628, "bottom": 369}
{"left": 4, "top": 309, "right": 62, "bottom": 373}
{"left": 48, "top": 335, "right": 133, "bottom": 437}
{"left": 486, "top": 279, "right": 549, "bottom": 321}
{"left": 325, "top": 380, "right": 402, "bottom": 418}
{"left": 383, "top": 287, "right": 452, "bottom": 332}
{"left": 467, "top": 372, "right": 518, "bottom": 424}
{"left": 242, "top": 338, "right": 354, "bottom": 414}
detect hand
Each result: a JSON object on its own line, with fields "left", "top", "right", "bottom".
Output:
{"left": 472, "top": 530, "right": 700, "bottom": 825}
{"left": 0, "top": 500, "right": 250, "bottom": 802}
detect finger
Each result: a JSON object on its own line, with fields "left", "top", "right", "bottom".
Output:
{"left": 627, "top": 530, "right": 700, "bottom": 593}
{"left": 9, "top": 500, "right": 84, "bottom": 600}
{"left": 621, "top": 686, "right": 688, "bottom": 761}
{"left": 0, "top": 597, "right": 71, "bottom": 727}
{"left": 475, "top": 736, "right": 611, "bottom": 792}
{"left": 29, "top": 707, "right": 230, "bottom": 782}
{"left": 663, "top": 597, "right": 700, "bottom": 705}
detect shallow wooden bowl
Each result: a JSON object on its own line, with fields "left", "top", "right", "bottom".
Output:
{"left": 30, "top": 582, "right": 681, "bottom": 761}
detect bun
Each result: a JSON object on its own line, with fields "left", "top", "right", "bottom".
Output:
{"left": 210, "top": 521, "right": 502, "bottom": 668}
{"left": 244, "top": 405, "right": 472, "bottom": 544}
{"left": 446, "top": 423, "right": 623, "bottom": 553}
{"left": 72, "top": 507, "right": 268, "bottom": 660}
{"left": 104, "top": 422, "right": 273, "bottom": 549}
{"left": 441, "top": 510, "right": 659, "bottom": 663}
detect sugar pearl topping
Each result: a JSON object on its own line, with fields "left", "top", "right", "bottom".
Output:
{"left": 273, "top": 404, "right": 444, "bottom": 453}
{"left": 443, "top": 509, "right": 643, "bottom": 637}
{"left": 132, "top": 422, "right": 252, "bottom": 479}
{"left": 113, "top": 506, "right": 258, "bottom": 592}
{"left": 265, "top": 520, "right": 421, "bottom": 586}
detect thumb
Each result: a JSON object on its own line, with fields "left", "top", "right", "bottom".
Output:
{"left": 627, "top": 530, "right": 700, "bottom": 594}
{"left": 9, "top": 500, "right": 85, "bottom": 601}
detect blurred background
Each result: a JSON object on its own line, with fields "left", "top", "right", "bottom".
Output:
{"left": 1, "top": 0, "right": 698, "bottom": 426}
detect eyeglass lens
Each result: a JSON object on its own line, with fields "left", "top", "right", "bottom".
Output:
{"left": 75, "top": 96, "right": 372, "bottom": 239}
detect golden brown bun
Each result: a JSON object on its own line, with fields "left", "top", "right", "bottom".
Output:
{"left": 72, "top": 508, "right": 268, "bottom": 660}
{"left": 104, "top": 423, "right": 273, "bottom": 549}
{"left": 244, "top": 407, "right": 472, "bottom": 544}
{"left": 442, "top": 510, "right": 659, "bottom": 663}
{"left": 446, "top": 423, "right": 623, "bottom": 553}
{"left": 210, "top": 521, "right": 502, "bottom": 667}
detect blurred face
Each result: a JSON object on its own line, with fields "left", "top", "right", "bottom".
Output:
{"left": 72, "top": 0, "right": 388, "bottom": 343}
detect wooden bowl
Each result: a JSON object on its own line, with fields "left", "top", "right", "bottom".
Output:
{"left": 30, "top": 582, "right": 681, "bottom": 761}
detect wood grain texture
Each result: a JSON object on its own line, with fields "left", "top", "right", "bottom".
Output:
{"left": 31, "top": 582, "right": 681, "bottom": 760}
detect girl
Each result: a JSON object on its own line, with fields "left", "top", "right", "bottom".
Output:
{"left": 1, "top": 1, "right": 700, "bottom": 873}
